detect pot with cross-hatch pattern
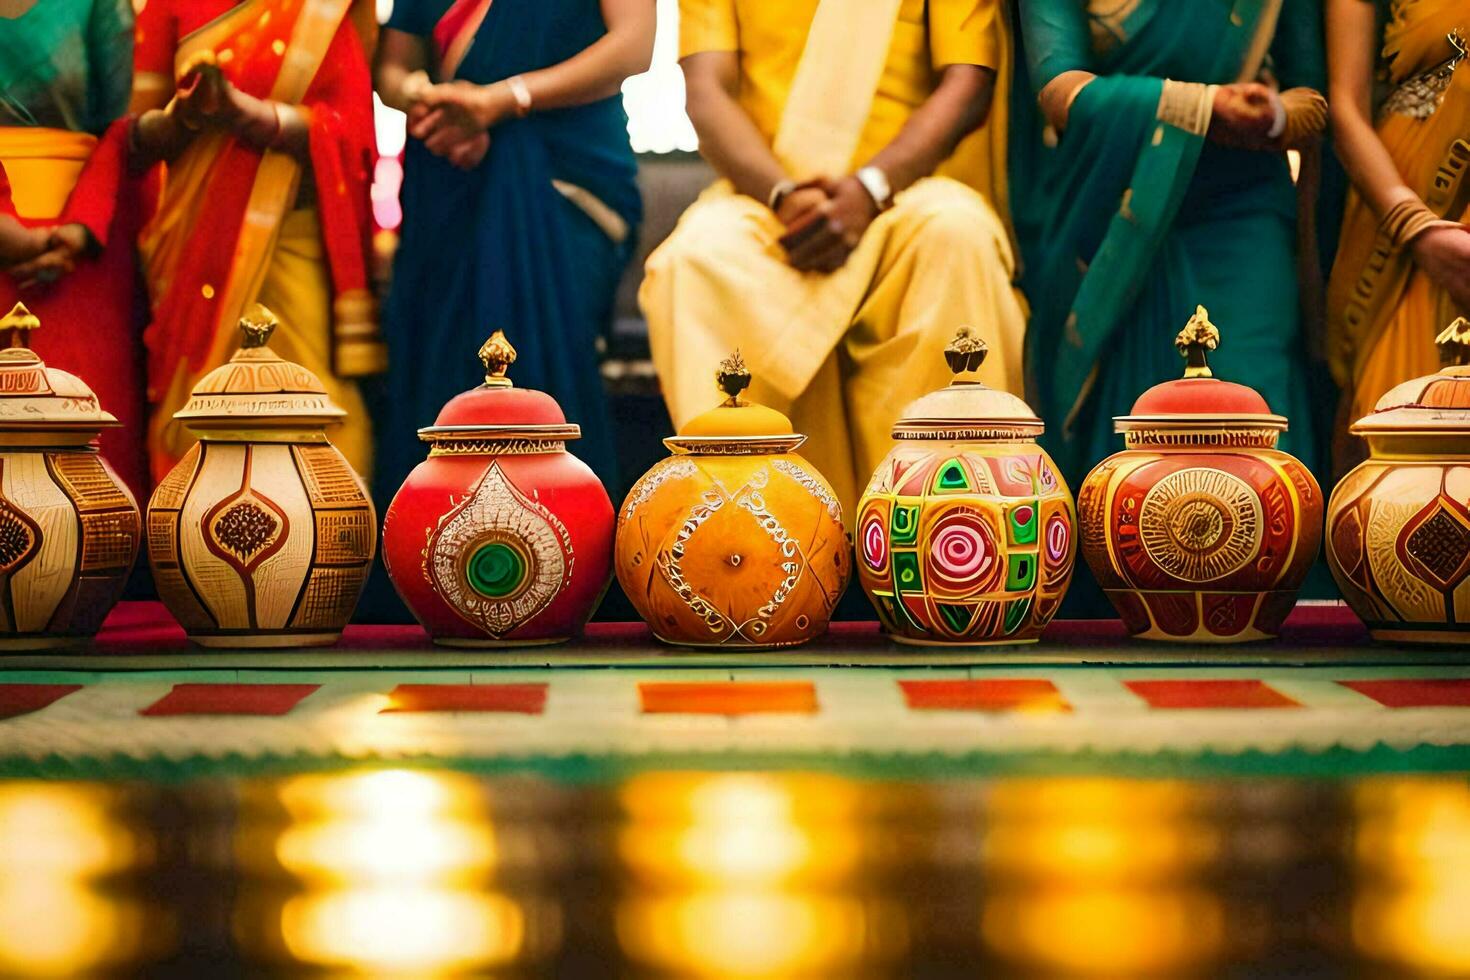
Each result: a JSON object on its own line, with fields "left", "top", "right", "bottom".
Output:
{"left": 147, "top": 305, "right": 376, "bottom": 648}
{"left": 855, "top": 328, "right": 1077, "bottom": 644}
{"left": 1077, "top": 306, "right": 1322, "bottom": 643}
{"left": 0, "top": 304, "right": 140, "bottom": 649}
{"left": 615, "top": 351, "right": 850, "bottom": 649}
{"left": 382, "top": 331, "right": 615, "bottom": 647}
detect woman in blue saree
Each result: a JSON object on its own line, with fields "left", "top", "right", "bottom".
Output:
{"left": 374, "top": 0, "right": 652, "bottom": 496}
{"left": 1013, "top": 0, "right": 1330, "bottom": 490}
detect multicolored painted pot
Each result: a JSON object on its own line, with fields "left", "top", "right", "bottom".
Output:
{"left": 1077, "top": 308, "right": 1322, "bottom": 643}
{"left": 0, "top": 304, "right": 140, "bottom": 649}
{"left": 383, "top": 332, "right": 614, "bottom": 647}
{"left": 616, "top": 353, "right": 850, "bottom": 649}
{"left": 147, "top": 307, "right": 376, "bottom": 648}
{"left": 1327, "top": 318, "right": 1470, "bottom": 644}
{"left": 855, "top": 330, "right": 1075, "bottom": 644}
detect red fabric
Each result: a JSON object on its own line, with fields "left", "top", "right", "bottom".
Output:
{"left": 0, "top": 162, "right": 12, "bottom": 216}
{"left": 639, "top": 682, "right": 819, "bottom": 715}
{"left": 0, "top": 684, "right": 81, "bottom": 719}
{"left": 137, "top": 0, "right": 376, "bottom": 383}
{"left": 1341, "top": 679, "right": 1470, "bottom": 708}
{"left": 382, "top": 683, "right": 548, "bottom": 713}
{"left": 140, "top": 683, "right": 319, "bottom": 716}
{"left": 432, "top": 0, "right": 486, "bottom": 59}
{"left": 0, "top": 121, "right": 148, "bottom": 502}
{"left": 1125, "top": 680, "right": 1300, "bottom": 709}
{"left": 899, "top": 679, "right": 1071, "bottom": 712}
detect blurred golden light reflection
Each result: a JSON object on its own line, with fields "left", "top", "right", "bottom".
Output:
{"left": 978, "top": 778, "right": 1227, "bottom": 976}
{"left": 0, "top": 783, "right": 156, "bottom": 977}
{"left": 241, "top": 769, "right": 551, "bottom": 975}
{"left": 1351, "top": 778, "right": 1470, "bottom": 975}
{"left": 281, "top": 886, "right": 528, "bottom": 974}
{"left": 618, "top": 772, "right": 860, "bottom": 886}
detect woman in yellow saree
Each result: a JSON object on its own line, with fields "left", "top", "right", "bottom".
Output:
{"left": 1326, "top": 0, "right": 1470, "bottom": 468}
{"left": 129, "top": 0, "right": 385, "bottom": 483}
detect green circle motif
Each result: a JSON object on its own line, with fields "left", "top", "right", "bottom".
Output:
{"left": 466, "top": 541, "right": 527, "bottom": 598}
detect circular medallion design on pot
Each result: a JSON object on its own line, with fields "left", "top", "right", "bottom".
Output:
{"left": 1139, "top": 468, "right": 1262, "bottom": 583}
{"left": 429, "top": 462, "right": 573, "bottom": 638}
{"left": 924, "top": 508, "right": 1001, "bottom": 597}
{"left": 860, "top": 510, "right": 888, "bottom": 573}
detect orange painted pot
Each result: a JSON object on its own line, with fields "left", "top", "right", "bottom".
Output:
{"left": 615, "top": 355, "right": 850, "bottom": 649}
{"left": 1077, "top": 308, "right": 1322, "bottom": 643}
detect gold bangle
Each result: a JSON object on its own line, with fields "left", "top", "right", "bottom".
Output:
{"left": 1381, "top": 196, "right": 1442, "bottom": 249}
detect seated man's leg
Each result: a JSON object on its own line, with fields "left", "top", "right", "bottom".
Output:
{"left": 842, "top": 177, "right": 1029, "bottom": 483}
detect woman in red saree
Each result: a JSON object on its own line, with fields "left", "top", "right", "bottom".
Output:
{"left": 130, "top": 0, "right": 385, "bottom": 483}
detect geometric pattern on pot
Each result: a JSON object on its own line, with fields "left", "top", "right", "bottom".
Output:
{"left": 1397, "top": 493, "right": 1470, "bottom": 594}
{"left": 428, "top": 462, "right": 573, "bottom": 639}
{"left": 1138, "top": 467, "right": 1263, "bottom": 583}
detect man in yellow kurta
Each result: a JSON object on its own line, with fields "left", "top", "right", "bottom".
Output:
{"left": 640, "top": 0, "right": 1027, "bottom": 513}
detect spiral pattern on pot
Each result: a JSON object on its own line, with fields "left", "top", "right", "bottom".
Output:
{"left": 860, "top": 512, "right": 887, "bottom": 572}
{"left": 925, "top": 509, "right": 999, "bottom": 596}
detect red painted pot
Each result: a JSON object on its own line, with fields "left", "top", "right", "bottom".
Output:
{"left": 382, "top": 332, "right": 614, "bottom": 646}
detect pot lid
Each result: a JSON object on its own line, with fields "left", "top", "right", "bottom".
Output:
{"left": 1115, "top": 306, "right": 1287, "bottom": 434}
{"left": 173, "top": 306, "right": 346, "bottom": 427}
{"left": 419, "top": 331, "right": 580, "bottom": 442}
{"left": 664, "top": 351, "right": 805, "bottom": 454}
{"left": 1352, "top": 317, "right": 1470, "bottom": 434}
{"left": 0, "top": 303, "right": 120, "bottom": 434}
{"left": 892, "top": 328, "right": 1042, "bottom": 439}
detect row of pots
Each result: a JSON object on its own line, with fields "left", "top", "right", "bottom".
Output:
{"left": 0, "top": 300, "right": 1466, "bottom": 651}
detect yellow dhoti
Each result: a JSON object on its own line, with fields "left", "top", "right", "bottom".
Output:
{"left": 150, "top": 208, "right": 374, "bottom": 480}
{"left": 641, "top": 176, "right": 1025, "bottom": 514}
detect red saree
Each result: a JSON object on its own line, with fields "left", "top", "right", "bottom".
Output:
{"left": 135, "top": 0, "right": 384, "bottom": 482}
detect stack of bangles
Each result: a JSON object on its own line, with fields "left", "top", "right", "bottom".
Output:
{"left": 1381, "top": 195, "right": 1456, "bottom": 250}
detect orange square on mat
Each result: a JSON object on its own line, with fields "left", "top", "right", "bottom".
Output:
{"left": 899, "top": 679, "right": 1070, "bottom": 713}
{"left": 1340, "top": 679, "right": 1470, "bottom": 708}
{"left": 381, "top": 683, "right": 547, "bottom": 714}
{"left": 639, "top": 681, "right": 818, "bottom": 716}
{"left": 1124, "top": 679, "right": 1299, "bottom": 709}
{"left": 140, "top": 683, "right": 319, "bottom": 717}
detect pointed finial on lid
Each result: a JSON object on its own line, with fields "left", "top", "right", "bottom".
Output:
{"left": 944, "top": 327, "right": 989, "bottom": 376}
{"left": 716, "top": 350, "right": 752, "bottom": 406}
{"left": 239, "top": 304, "right": 279, "bottom": 349}
{"left": 0, "top": 303, "right": 39, "bottom": 351}
{"left": 1175, "top": 305, "right": 1219, "bottom": 379}
{"left": 479, "top": 330, "right": 517, "bottom": 388}
{"left": 1437, "top": 317, "right": 1470, "bottom": 368}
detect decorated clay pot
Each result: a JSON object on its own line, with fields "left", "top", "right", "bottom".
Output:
{"left": 616, "top": 353, "right": 850, "bottom": 649}
{"left": 147, "top": 306, "right": 376, "bottom": 648}
{"left": 383, "top": 332, "right": 614, "bottom": 646}
{"left": 1327, "top": 318, "right": 1470, "bottom": 644}
{"left": 0, "top": 304, "right": 139, "bottom": 649}
{"left": 855, "top": 329, "right": 1076, "bottom": 644}
{"left": 1077, "top": 307, "right": 1322, "bottom": 642}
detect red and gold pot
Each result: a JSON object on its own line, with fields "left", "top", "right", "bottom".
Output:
{"left": 1077, "top": 307, "right": 1322, "bottom": 642}
{"left": 382, "top": 332, "right": 614, "bottom": 646}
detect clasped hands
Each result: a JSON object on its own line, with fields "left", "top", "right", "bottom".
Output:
{"left": 0, "top": 221, "right": 90, "bottom": 291}
{"left": 775, "top": 175, "right": 880, "bottom": 274}
{"left": 404, "top": 73, "right": 517, "bottom": 171}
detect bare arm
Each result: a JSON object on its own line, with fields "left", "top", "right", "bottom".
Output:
{"left": 374, "top": 27, "right": 432, "bottom": 113}
{"left": 1327, "top": 0, "right": 1410, "bottom": 216}
{"left": 416, "top": 0, "right": 655, "bottom": 133}
{"left": 866, "top": 63, "right": 993, "bottom": 195}
{"left": 681, "top": 49, "right": 790, "bottom": 205}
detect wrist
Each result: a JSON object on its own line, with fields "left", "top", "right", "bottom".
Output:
{"left": 853, "top": 165, "right": 892, "bottom": 213}
{"left": 766, "top": 178, "right": 798, "bottom": 213}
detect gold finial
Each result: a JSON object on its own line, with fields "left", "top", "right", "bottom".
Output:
{"left": 1436, "top": 316, "right": 1470, "bottom": 368}
{"left": 716, "top": 350, "right": 752, "bottom": 406}
{"left": 239, "top": 304, "right": 279, "bottom": 349}
{"left": 944, "top": 327, "right": 989, "bottom": 375}
{"left": 478, "top": 330, "right": 517, "bottom": 388}
{"left": 1174, "top": 305, "right": 1220, "bottom": 379}
{"left": 0, "top": 303, "right": 40, "bottom": 351}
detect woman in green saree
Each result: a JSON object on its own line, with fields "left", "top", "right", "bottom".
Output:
{"left": 1014, "top": 0, "right": 1329, "bottom": 490}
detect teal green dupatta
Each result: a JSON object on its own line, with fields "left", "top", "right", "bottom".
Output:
{"left": 1016, "top": 0, "right": 1316, "bottom": 480}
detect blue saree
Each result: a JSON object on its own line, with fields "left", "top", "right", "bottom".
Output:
{"left": 376, "top": 0, "right": 641, "bottom": 499}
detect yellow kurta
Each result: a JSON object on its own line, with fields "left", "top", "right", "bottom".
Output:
{"left": 641, "top": 0, "right": 1026, "bottom": 515}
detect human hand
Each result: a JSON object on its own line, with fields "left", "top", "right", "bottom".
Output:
{"left": 779, "top": 175, "right": 878, "bottom": 273}
{"left": 0, "top": 221, "right": 50, "bottom": 266}
{"left": 7, "top": 239, "right": 77, "bottom": 290}
{"left": 172, "top": 62, "right": 238, "bottom": 132}
{"left": 1410, "top": 224, "right": 1470, "bottom": 312}
{"left": 413, "top": 80, "right": 515, "bottom": 142}
{"left": 775, "top": 184, "right": 827, "bottom": 229}
{"left": 1208, "top": 82, "right": 1277, "bottom": 150}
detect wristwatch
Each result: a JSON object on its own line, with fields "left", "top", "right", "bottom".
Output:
{"left": 767, "top": 178, "right": 798, "bottom": 213}
{"left": 855, "top": 165, "right": 893, "bottom": 211}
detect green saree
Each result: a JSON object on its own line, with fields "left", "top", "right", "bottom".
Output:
{"left": 1014, "top": 0, "right": 1325, "bottom": 487}
{"left": 0, "top": 0, "right": 133, "bottom": 134}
